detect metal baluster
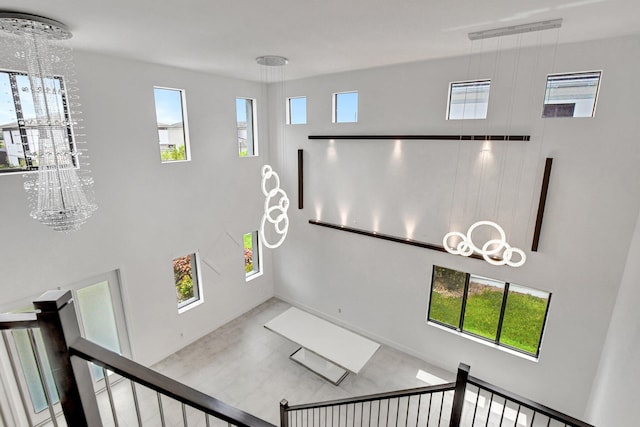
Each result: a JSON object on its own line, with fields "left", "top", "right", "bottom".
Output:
{"left": 499, "top": 397, "right": 507, "bottom": 425}
{"left": 437, "top": 393, "right": 443, "bottom": 427}
{"left": 471, "top": 387, "right": 480, "bottom": 425}
{"left": 369, "top": 400, "right": 372, "bottom": 427}
{"left": 529, "top": 411, "right": 536, "bottom": 427}
{"left": 182, "top": 403, "right": 188, "bottom": 426}
{"left": 404, "top": 396, "right": 410, "bottom": 427}
{"left": 205, "top": 413, "right": 210, "bottom": 427}
{"left": 339, "top": 405, "right": 342, "bottom": 427}
{"left": 102, "top": 367, "right": 119, "bottom": 427}
{"left": 332, "top": 406, "right": 335, "bottom": 427}
{"left": 326, "top": 406, "right": 328, "bottom": 427}
{"left": 352, "top": 403, "right": 356, "bottom": 427}
{"left": 395, "top": 398, "right": 400, "bottom": 427}
{"left": 513, "top": 404, "right": 521, "bottom": 427}
{"left": 361, "top": 401, "right": 364, "bottom": 427}
{"left": 157, "top": 392, "right": 166, "bottom": 427}
{"left": 130, "top": 381, "right": 143, "bottom": 427}
{"left": 415, "top": 395, "right": 422, "bottom": 427}
{"left": 313, "top": 406, "right": 316, "bottom": 427}
{"left": 26, "top": 329, "right": 59, "bottom": 427}
{"left": 485, "top": 393, "right": 494, "bottom": 427}
{"left": 376, "top": 400, "right": 381, "bottom": 427}
{"left": 386, "top": 399, "right": 390, "bottom": 427}
{"left": 545, "top": 417, "right": 551, "bottom": 427}
{"left": 426, "top": 394, "right": 432, "bottom": 427}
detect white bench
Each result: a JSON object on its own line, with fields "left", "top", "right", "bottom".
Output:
{"left": 264, "top": 307, "right": 380, "bottom": 384}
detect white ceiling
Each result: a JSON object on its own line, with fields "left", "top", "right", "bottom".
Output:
{"left": 3, "top": 0, "right": 640, "bottom": 81}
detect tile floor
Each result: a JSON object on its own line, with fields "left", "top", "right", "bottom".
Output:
{"left": 90, "top": 298, "right": 455, "bottom": 427}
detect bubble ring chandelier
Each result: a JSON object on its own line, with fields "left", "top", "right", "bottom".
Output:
{"left": 0, "top": 12, "right": 96, "bottom": 232}
{"left": 443, "top": 220, "right": 526, "bottom": 268}
{"left": 260, "top": 165, "right": 290, "bottom": 249}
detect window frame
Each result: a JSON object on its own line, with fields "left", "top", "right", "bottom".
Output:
{"left": 286, "top": 96, "right": 307, "bottom": 125}
{"left": 332, "top": 91, "right": 358, "bottom": 123}
{"left": 173, "top": 252, "right": 204, "bottom": 313}
{"left": 446, "top": 79, "right": 491, "bottom": 120}
{"left": 0, "top": 69, "right": 76, "bottom": 174}
{"left": 236, "top": 97, "right": 258, "bottom": 157}
{"left": 153, "top": 86, "right": 191, "bottom": 163}
{"left": 426, "top": 265, "right": 551, "bottom": 358}
{"left": 542, "top": 70, "right": 602, "bottom": 118}
{"left": 244, "top": 230, "right": 263, "bottom": 281}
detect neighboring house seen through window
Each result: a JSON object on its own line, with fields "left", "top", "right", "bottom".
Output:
{"left": 153, "top": 87, "right": 190, "bottom": 162}
{"left": 0, "top": 70, "right": 75, "bottom": 173}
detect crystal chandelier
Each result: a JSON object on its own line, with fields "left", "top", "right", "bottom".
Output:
{"left": 0, "top": 12, "right": 96, "bottom": 232}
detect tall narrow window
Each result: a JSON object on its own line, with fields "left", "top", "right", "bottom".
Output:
{"left": 427, "top": 265, "right": 551, "bottom": 358}
{"left": 0, "top": 70, "right": 74, "bottom": 173}
{"left": 153, "top": 87, "right": 189, "bottom": 162}
{"left": 287, "top": 96, "right": 307, "bottom": 125}
{"left": 236, "top": 97, "right": 257, "bottom": 157}
{"left": 542, "top": 71, "right": 601, "bottom": 118}
{"left": 462, "top": 275, "right": 505, "bottom": 341}
{"left": 244, "top": 231, "right": 261, "bottom": 280}
{"left": 173, "top": 253, "right": 203, "bottom": 311}
{"left": 447, "top": 80, "right": 490, "bottom": 120}
{"left": 333, "top": 91, "right": 358, "bottom": 123}
{"left": 428, "top": 265, "right": 466, "bottom": 328}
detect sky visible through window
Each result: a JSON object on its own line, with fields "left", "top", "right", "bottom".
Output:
{"left": 153, "top": 88, "right": 184, "bottom": 124}
{"left": 335, "top": 91, "right": 358, "bottom": 123}
{"left": 0, "top": 73, "right": 61, "bottom": 125}
{"left": 289, "top": 96, "right": 306, "bottom": 124}
{"left": 236, "top": 98, "right": 247, "bottom": 122}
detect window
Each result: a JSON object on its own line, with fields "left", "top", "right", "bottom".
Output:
{"left": 153, "top": 87, "right": 189, "bottom": 162}
{"left": 0, "top": 70, "right": 74, "bottom": 173}
{"left": 542, "top": 71, "right": 601, "bottom": 118}
{"left": 333, "top": 91, "right": 358, "bottom": 123}
{"left": 173, "top": 253, "right": 203, "bottom": 311}
{"left": 236, "top": 97, "right": 257, "bottom": 157}
{"left": 287, "top": 96, "right": 307, "bottom": 125}
{"left": 244, "top": 231, "right": 261, "bottom": 280}
{"left": 447, "top": 80, "right": 490, "bottom": 120}
{"left": 427, "top": 265, "right": 551, "bottom": 357}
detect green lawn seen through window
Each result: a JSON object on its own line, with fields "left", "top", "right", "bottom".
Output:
{"left": 428, "top": 266, "right": 550, "bottom": 356}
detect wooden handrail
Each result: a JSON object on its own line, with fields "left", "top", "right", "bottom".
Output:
{"left": 70, "top": 337, "right": 277, "bottom": 427}
{"left": 467, "top": 375, "right": 594, "bottom": 427}
{"left": 284, "top": 382, "right": 455, "bottom": 411}
{"left": 0, "top": 312, "right": 38, "bottom": 330}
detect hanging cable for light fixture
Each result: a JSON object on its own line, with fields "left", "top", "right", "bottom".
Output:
{"left": 256, "top": 55, "right": 290, "bottom": 249}
{"left": 443, "top": 20, "right": 561, "bottom": 267}
{"left": 0, "top": 12, "right": 96, "bottom": 232}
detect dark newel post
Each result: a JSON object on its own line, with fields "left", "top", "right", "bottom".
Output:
{"left": 449, "top": 363, "right": 470, "bottom": 427}
{"left": 33, "top": 290, "right": 103, "bottom": 427}
{"left": 280, "top": 399, "right": 289, "bottom": 427}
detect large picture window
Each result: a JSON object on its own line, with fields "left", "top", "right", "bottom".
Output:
{"left": 0, "top": 70, "right": 74, "bottom": 173}
{"left": 427, "top": 265, "right": 551, "bottom": 357}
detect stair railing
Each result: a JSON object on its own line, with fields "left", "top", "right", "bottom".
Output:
{"left": 281, "top": 363, "right": 595, "bottom": 427}
{"left": 2, "top": 289, "right": 277, "bottom": 427}
{"left": 280, "top": 379, "right": 459, "bottom": 427}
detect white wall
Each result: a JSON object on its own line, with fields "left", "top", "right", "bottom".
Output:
{"left": 273, "top": 35, "right": 640, "bottom": 419}
{"left": 0, "top": 50, "right": 276, "bottom": 366}
{"left": 587, "top": 202, "right": 640, "bottom": 425}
